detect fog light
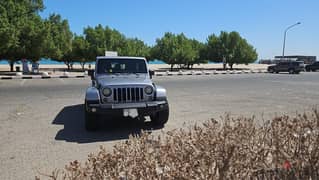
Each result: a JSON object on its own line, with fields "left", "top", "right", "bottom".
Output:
{"left": 91, "top": 108, "right": 97, "bottom": 112}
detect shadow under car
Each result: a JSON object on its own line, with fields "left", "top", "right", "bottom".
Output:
{"left": 53, "top": 104, "right": 163, "bottom": 143}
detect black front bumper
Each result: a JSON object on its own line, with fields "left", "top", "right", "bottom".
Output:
{"left": 86, "top": 101, "right": 168, "bottom": 117}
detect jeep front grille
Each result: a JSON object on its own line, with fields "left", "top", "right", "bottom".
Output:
{"left": 113, "top": 87, "right": 144, "bottom": 103}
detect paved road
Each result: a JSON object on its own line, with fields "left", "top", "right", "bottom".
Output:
{"left": 0, "top": 73, "right": 319, "bottom": 179}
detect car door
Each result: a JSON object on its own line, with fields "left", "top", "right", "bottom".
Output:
{"left": 278, "top": 62, "right": 288, "bottom": 71}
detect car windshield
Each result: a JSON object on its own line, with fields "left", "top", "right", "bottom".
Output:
{"left": 294, "top": 61, "right": 304, "bottom": 66}
{"left": 97, "top": 59, "right": 147, "bottom": 74}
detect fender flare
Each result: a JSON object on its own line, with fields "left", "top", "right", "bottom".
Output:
{"left": 85, "top": 87, "right": 100, "bottom": 103}
{"left": 154, "top": 85, "right": 167, "bottom": 101}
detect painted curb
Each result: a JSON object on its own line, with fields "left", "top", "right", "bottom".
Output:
{"left": 154, "top": 70, "right": 268, "bottom": 77}
{"left": 1, "top": 70, "right": 269, "bottom": 80}
{"left": 0, "top": 75, "right": 87, "bottom": 80}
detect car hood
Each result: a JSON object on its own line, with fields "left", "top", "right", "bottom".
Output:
{"left": 96, "top": 74, "right": 152, "bottom": 86}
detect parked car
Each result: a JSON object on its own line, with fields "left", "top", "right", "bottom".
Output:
{"left": 267, "top": 61, "right": 305, "bottom": 74}
{"left": 305, "top": 61, "right": 319, "bottom": 72}
{"left": 84, "top": 56, "right": 169, "bottom": 131}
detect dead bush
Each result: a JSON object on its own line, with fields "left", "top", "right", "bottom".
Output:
{"left": 39, "top": 108, "right": 319, "bottom": 180}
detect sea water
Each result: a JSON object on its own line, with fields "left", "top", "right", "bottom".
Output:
{"left": 0, "top": 58, "right": 166, "bottom": 65}
{"left": 0, "top": 58, "right": 258, "bottom": 65}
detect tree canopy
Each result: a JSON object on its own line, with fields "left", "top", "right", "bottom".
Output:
{"left": 70, "top": 35, "right": 90, "bottom": 70}
{"left": 0, "top": 0, "right": 46, "bottom": 71}
{"left": 150, "top": 32, "right": 205, "bottom": 70}
{"left": 84, "top": 25, "right": 150, "bottom": 58}
{"left": 45, "top": 14, "right": 73, "bottom": 70}
{"left": 204, "top": 31, "right": 258, "bottom": 69}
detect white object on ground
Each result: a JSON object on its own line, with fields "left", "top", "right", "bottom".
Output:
{"left": 63, "top": 72, "right": 70, "bottom": 76}
{"left": 42, "top": 72, "right": 49, "bottom": 77}
{"left": 16, "top": 72, "right": 23, "bottom": 76}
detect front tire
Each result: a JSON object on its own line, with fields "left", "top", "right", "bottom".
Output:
{"left": 150, "top": 106, "right": 169, "bottom": 126}
{"left": 288, "top": 69, "right": 294, "bottom": 74}
{"left": 84, "top": 103, "right": 98, "bottom": 131}
{"left": 268, "top": 68, "right": 274, "bottom": 73}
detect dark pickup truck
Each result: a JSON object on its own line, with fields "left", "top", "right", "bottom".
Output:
{"left": 267, "top": 61, "right": 305, "bottom": 74}
{"left": 305, "top": 62, "right": 319, "bottom": 72}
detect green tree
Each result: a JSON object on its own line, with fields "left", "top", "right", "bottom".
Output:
{"left": 122, "top": 38, "right": 150, "bottom": 57}
{"left": 104, "top": 26, "right": 126, "bottom": 55}
{"left": 151, "top": 32, "right": 205, "bottom": 70}
{"left": 18, "top": 15, "right": 50, "bottom": 63}
{"left": 0, "top": 0, "right": 45, "bottom": 71}
{"left": 175, "top": 33, "right": 195, "bottom": 68}
{"left": 151, "top": 32, "right": 179, "bottom": 70}
{"left": 46, "top": 14, "right": 73, "bottom": 70}
{"left": 84, "top": 24, "right": 107, "bottom": 58}
{"left": 71, "top": 35, "right": 91, "bottom": 70}
{"left": 205, "top": 31, "right": 258, "bottom": 70}
{"left": 84, "top": 25, "right": 149, "bottom": 59}
{"left": 185, "top": 39, "right": 207, "bottom": 69}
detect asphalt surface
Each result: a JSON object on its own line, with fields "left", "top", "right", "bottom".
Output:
{"left": 1, "top": 72, "right": 319, "bottom": 179}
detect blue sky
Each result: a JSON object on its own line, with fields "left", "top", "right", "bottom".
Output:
{"left": 40, "top": 0, "right": 319, "bottom": 60}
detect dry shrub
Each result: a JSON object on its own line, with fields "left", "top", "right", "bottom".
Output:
{"left": 41, "top": 109, "right": 319, "bottom": 180}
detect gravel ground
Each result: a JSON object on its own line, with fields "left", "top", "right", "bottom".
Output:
{"left": 0, "top": 72, "right": 319, "bottom": 179}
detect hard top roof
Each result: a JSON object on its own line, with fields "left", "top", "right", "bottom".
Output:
{"left": 96, "top": 56, "right": 146, "bottom": 60}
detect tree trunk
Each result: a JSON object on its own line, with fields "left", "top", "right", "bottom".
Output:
{"left": 222, "top": 57, "right": 227, "bottom": 70}
{"left": 66, "top": 63, "right": 71, "bottom": 71}
{"left": 10, "top": 61, "right": 14, "bottom": 72}
{"left": 223, "top": 63, "right": 226, "bottom": 70}
{"left": 229, "top": 63, "right": 233, "bottom": 70}
{"left": 80, "top": 62, "right": 85, "bottom": 70}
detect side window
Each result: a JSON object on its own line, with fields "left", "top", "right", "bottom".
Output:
{"left": 120, "top": 64, "right": 126, "bottom": 70}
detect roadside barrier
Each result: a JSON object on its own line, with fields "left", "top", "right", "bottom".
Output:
{"left": 0, "top": 75, "right": 85, "bottom": 80}
{"left": 0, "top": 69, "right": 268, "bottom": 80}
{"left": 155, "top": 69, "right": 267, "bottom": 76}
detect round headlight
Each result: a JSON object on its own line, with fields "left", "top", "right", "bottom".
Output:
{"left": 144, "top": 86, "right": 153, "bottom": 95}
{"left": 102, "top": 87, "right": 112, "bottom": 97}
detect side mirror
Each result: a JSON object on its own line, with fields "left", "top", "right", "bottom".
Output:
{"left": 149, "top": 70, "right": 155, "bottom": 79}
{"left": 88, "top": 69, "right": 95, "bottom": 80}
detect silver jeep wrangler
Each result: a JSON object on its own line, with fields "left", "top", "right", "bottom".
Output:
{"left": 84, "top": 56, "right": 169, "bottom": 131}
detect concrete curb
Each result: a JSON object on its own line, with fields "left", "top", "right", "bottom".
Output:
{"left": 155, "top": 70, "right": 267, "bottom": 77}
{"left": 1, "top": 70, "right": 269, "bottom": 80}
{"left": 0, "top": 75, "right": 86, "bottom": 80}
